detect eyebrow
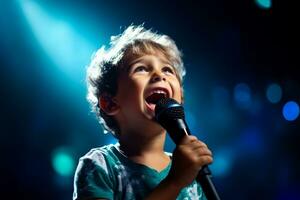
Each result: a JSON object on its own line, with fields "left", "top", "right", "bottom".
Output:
{"left": 128, "top": 57, "right": 145, "bottom": 68}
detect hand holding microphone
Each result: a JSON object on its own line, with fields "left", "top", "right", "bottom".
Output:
{"left": 168, "top": 135, "right": 213, "bottom": 188}
{"left": 155, "top": 98, "right": 221, "bottom": 200}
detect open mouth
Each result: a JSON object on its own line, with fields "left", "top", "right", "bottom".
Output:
{"left": 145, "top": 89, "right": 169, "bottom": 111}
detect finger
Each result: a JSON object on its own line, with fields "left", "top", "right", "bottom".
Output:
{"left": 190, "top": 140, "right": 208, "bottom": 150}
{"left": 197, "top": 155, "right": 213, "bottom": 165}
{"left": 180, "top": 135, "right": 198, "bottom": 144}
{"left": 193, "top": 146, "right": 213, "bottom": 157}
{"left": 187, "top": 135, "right": 198, "bottom": 142}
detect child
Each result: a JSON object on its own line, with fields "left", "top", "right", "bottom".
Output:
{"left": 73, "top": 25, "right": 213, "bottom": 200}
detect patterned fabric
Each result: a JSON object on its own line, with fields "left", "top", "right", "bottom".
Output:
{"left": 73, "top": 143, "right": 206, "bottom": 200}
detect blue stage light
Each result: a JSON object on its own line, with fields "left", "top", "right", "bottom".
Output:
{"left": 282, "top": 101, "right": 299, "bottom": 121}
{"left": 234, "top": 83, "right": 251, "bottom": 109}
{"left": 266, "top": 83, "right": 282, "bottom": 104}
{"left": 255, "top": 0, "right": 272, "bottom": 10}
{"left": 210, "top": 148, "right": 233, "bottom": 177}
{"left": 52, "top": 148, "right": 75, "bottom": 177}
{"left": 19, "top": 0, "right": 94, "bottom": 81}
{"left": 238, "top": 127, "right": 263, "bottom": 154}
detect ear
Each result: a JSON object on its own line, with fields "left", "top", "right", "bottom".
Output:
{"left": 99, "top": 94, "right": 120, "bottom": 116}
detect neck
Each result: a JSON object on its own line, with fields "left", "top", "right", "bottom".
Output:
{"left": 117, "top": 129, "right": 171, "bottom": 172}
{"left": 118, "top": 129, "right": 167, "bottom": 157}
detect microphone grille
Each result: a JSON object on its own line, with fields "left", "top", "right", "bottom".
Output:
{"left": 155, "top": 98, "right": 185, "bottom": 121}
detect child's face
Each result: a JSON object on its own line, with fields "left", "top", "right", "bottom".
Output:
{"left": 113, "top": 51, "right": 183, "bottom": 133}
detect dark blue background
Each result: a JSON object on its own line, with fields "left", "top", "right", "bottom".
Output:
{"left": 1, "top": 0, "right": 299, "bottom": 199}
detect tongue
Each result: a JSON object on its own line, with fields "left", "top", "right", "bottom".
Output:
{"left": 146, "top": 93, "right": 166, "bottom": 111}
{"left": 148, "top": 103, "right": 156, "bottom": 111}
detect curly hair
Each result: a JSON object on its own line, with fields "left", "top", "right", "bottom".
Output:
{"left": 86, "top": 25, "right": 186, "bottom": 137}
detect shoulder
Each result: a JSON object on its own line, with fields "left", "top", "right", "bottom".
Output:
{"left": 77, "top": 144, "right": 117, "bottom": 174}
{"left": 73, "top": 145, "right": 118, "bottom": 200}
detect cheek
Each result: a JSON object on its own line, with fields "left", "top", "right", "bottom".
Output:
{"left": 176, "top": 89, "right": 183, "bottom": 103}
{"left": 172, "top": 80, "right": 183, "bottom": 102}
{"left": 115, "top": 78, "right": 134, "bottom": 104}
{"left": 118, "top": 78, "right": 144, "bottom": 100}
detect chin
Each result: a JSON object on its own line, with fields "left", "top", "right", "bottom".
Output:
{"left": 144, "top": 120, "right": 166, "bottom": 135}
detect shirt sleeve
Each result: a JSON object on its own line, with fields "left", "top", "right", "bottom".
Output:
{"left": 73, "top": 156, "right": 114, "bottom": 200}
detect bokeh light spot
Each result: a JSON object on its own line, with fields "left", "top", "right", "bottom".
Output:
{"left": 234, "top": 83, "right": 252, "bottom": 109}
{"left": 52, "top": 148, "right": 75, "bottom": 177}
{"left": 255, "top": 0, "right": 272, "bottom": 10}
{"left": 282, "top": 101, "right": 299, "bottom": 121}
{"left": 266, "top": 83, "right": 282, "bottom": 103}
{"left": 210, "top": 149, "right": 233, "bottom": 177}
{"left": 238, "top": 127, "right": 264, "bottom": 154}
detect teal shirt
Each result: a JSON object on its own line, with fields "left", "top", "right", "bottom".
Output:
{"left": 73, "top": 143, "right": 206, "bottom": 200}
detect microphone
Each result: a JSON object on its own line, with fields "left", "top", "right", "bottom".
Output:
{"left": 155, "top": 98, "right": 221, "bottom": 200}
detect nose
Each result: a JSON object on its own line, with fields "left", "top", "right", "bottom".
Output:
{"left": 150, "top": 70, "right": 166, "bottom": 83}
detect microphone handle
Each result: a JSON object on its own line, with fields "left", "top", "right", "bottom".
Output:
{"left": 167, "top": 119, "right": 221, "bottom": 200}
{"left": 196, "top": 165, "right": 221, "bottom": 200}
